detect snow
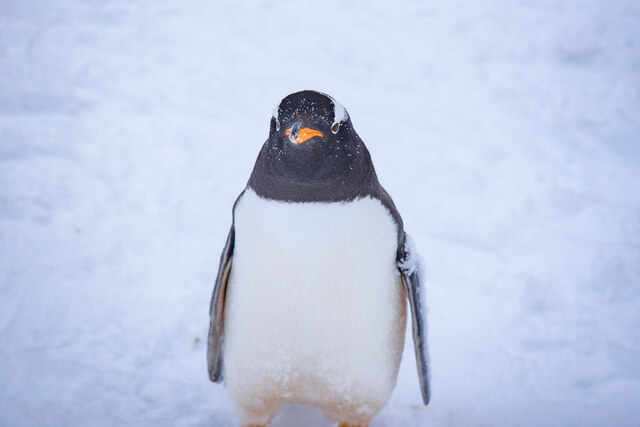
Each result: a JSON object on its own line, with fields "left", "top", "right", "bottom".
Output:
{"left": 1, "top": 0, "right": 639, "bottom": 426}
{"left": 397, "top": 233, "right": 419, "bottom": 276}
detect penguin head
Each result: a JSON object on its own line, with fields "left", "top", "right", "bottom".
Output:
{"left": 267, "top": 90, "right": 360, "bottom": 180}
{"left": 271, "top": 90, "right": 349, "bottom": 145}
{"left": 249, "top": 91, "right": 378, "bottom": 201}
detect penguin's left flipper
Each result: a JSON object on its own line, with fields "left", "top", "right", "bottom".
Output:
{"left": 398, "top": 233, "right": 431, "bottom": 405}
{"left": 207, "top": 225, "right": 235, "bottom": 383}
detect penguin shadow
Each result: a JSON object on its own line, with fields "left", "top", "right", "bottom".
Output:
{"left": 271, "top": 406, "right": 402, "bottom": 427}
{"left": 271, "top": 405, "right": 333, "bottom": 427}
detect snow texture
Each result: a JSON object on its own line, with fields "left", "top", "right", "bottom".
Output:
{"left": 1, "top": 1, "right": 640, "bottom": 426}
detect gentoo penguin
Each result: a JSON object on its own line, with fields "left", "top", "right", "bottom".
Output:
{"left": 208, "top": 90, "right": 429, "bottom": 427}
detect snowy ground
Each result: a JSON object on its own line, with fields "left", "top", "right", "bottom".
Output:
{"left": 1, "top": 0, "right": 640, "bottom": 426}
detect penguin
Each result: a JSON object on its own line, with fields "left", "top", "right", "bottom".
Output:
{"left": 207, "top": 90, "right": 430, "bottom": 427}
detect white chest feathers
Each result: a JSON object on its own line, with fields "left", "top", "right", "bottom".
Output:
{"left": 223, "top": 188, "right": 407, "bottom": 425}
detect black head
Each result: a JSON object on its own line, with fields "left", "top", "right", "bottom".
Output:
{"left": 245, "top": 90, "right": 405, "bottom": 238}
{"left": 272, "top": 90, "right": 347, "bottom": 141}
{"left": 265, "top": 90, "right": 359, "bottom": 181}
{"left": 247, "top": 90, "right": 384, "bottom": 204}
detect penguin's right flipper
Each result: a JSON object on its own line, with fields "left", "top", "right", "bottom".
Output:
{"left": 207, "top": 225, "right": 235, "bottom": 382}
{"left": 398, "top": 233, "right": 431, "bottom": 405}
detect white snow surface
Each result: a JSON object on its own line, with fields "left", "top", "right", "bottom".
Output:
{"left": 1, "top": 1, "right": 639, "bottom": 426}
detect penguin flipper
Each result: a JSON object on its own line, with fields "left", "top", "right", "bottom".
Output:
{"left": 207, "top": 225, "right": 235, "bottom": 383}
{"left": 398, "top": 233, "right": 431, "bottom": 405}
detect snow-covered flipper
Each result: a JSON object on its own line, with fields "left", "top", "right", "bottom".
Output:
{"left": 398, "top": 233, "right": 431, "bottom": 405}
{"left": 207, "top": 225, "right": 235, "bottom": 382}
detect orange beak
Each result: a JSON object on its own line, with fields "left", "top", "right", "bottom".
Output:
{"left": 285, "top": 127, "right": 324, "bottom": 144}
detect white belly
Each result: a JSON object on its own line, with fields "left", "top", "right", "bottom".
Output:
{"left": 223, "top": 188, "right": 406, "bottom": 424}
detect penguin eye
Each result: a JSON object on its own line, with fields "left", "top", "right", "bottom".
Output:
{"left": 331, "top": 122, "right": 340, "bottom": 134}
{"left": 275, "top": 119, "right": 280, "bottom": 131}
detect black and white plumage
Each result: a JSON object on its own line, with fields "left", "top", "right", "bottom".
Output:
{"left": 207, "top": 90, "right": 429, "bottom": 426}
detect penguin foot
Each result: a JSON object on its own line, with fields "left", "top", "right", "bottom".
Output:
{"left": 242, "top": 424, "right": 268, "bottom": 427}
{"left": 338, "top": 424, "right": 368, "bottom": 427}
